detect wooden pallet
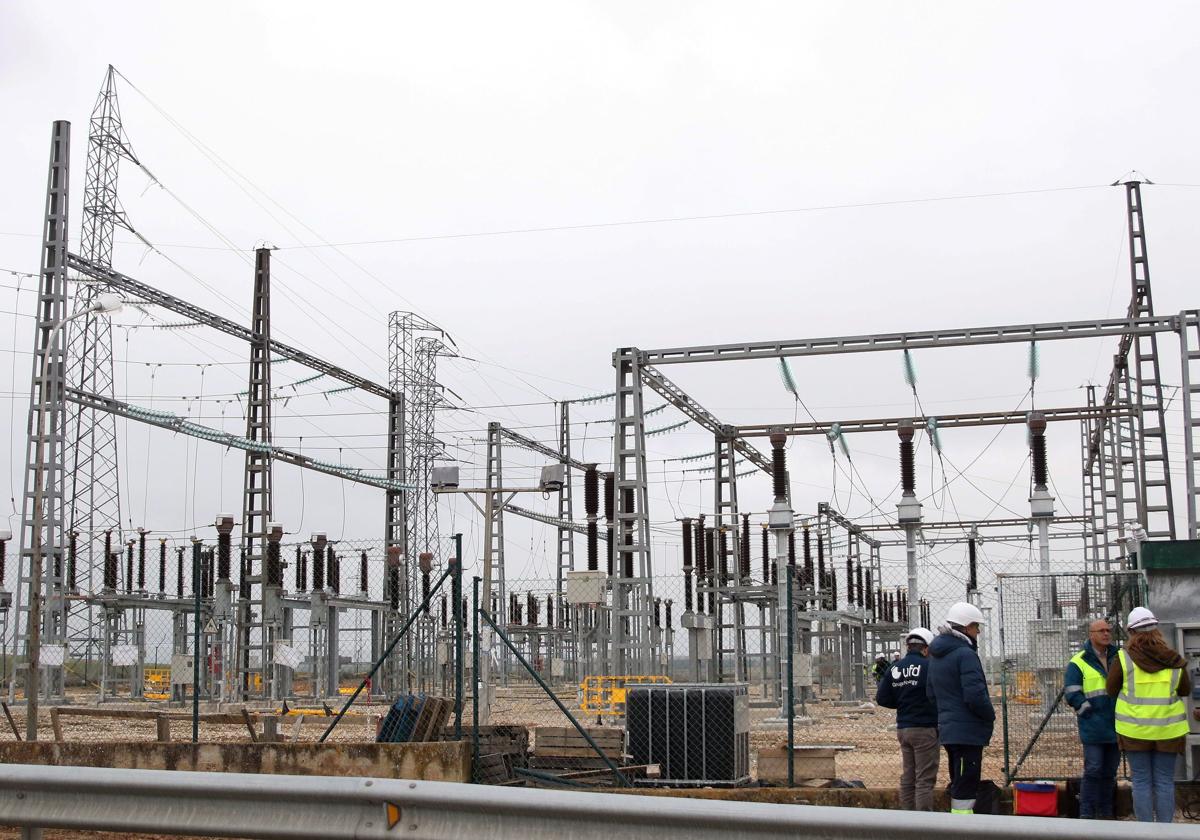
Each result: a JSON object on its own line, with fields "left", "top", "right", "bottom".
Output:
{"left": 532, "top": 726, "right": 623, "bottom": 762}
{"left": 475, "top": 752, "right": 516, "bottom": 785}
{"left": 409, "top": 696, "right": 453, "bottom": 742}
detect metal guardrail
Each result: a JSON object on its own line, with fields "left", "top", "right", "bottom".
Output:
{"left": 0, "top": 764, "right": 1196, "bottom": 839}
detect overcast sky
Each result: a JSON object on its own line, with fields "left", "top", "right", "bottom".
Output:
{"left": 3, "top": 2, "right": 1200, "bottom": 610}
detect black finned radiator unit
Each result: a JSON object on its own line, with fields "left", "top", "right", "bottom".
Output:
{"left": 625, "top": 682, "right": 750, "bottom": 785}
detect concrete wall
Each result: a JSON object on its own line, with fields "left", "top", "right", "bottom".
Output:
{"left": 0, "top": 740, "right": 470, "bottom": 783}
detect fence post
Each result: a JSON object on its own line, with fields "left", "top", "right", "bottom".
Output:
{"left": 997, "top": 578, "right": 1011, "bottom": 783}
{"left": 192, "top": 539, "right": 200, "bottom": 744}
{"left": 472, "top": 575, "right": 481, "bottom": 784}
{"left": 452, "top": 533, "right": 463, "bottom": 740}
{"left": 786, "top": 567, "right": 794, "bottom": 787}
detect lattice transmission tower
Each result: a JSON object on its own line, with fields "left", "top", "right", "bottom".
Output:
{"left": 65, "top": 66, "right": 142, "bottom": 598}
{"left": 387, "top": 313, "right": 454, "bottom": 608}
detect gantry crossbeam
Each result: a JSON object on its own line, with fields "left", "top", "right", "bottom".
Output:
{"left": 734, "top": 404, "right": 1135, "bottom": 438}
{"left": 641, "top": 314, "right": 1182, "bottom": 366}
{"left": 67, "top": 254, "right": 396, "bottom": 399}
{"left": 66, "top": 388, "right": 413, "bottom": 492}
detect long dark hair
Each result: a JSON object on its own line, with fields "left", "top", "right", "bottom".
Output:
{"left": 1128, "top": 626, "right": 1166, "bottom": 648}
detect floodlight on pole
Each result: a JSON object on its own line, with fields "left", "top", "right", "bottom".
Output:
{"left": 431, "top": 461, "right": 561, "bottom": 724}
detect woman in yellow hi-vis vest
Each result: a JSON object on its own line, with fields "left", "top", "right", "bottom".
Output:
{"left": 1105, "top": 607, "right": 1192, "bottom": 823}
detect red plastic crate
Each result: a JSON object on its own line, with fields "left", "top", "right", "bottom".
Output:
{"left": 1013, "top": 782, "right": 1058, "bottom": 817}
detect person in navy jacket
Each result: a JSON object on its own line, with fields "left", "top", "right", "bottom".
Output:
{"left": 876, "top": 627, "right": 939, "bottom": 810}
{"left": 927, "top": 602, "right": 994, "bottom": 814}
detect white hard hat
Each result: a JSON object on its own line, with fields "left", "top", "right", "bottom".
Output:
{"left": 946, "top": 601, "right": 985, "bottom": 627}
{"left": 1127, "top": 606, "right": 1158, "bottom": 631}
{"left": 906, "top": 627, "right": 934, "bottom": 646}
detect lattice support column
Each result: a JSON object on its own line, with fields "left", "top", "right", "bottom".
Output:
{"left": 555, "top": 400, "right": 575, "bottom": 601}
{"left": 10, "top": 121, "right": 72, "bottom": 705}
{"left": 1122, "top": 182, "right": 1175, "bottom": 539}
{"left": 712, "top": 432, "right": 746, "bottom": 683}
{"left": 612, "top": 348, "right": 654, "bottom": 676}
{"left": 1081, "top": 385, "right": 1110, "bottom": 571}
{"left": 484, "top": 422, "right": 508, "bottom": 682}
{"left": 239, "top": 248, "right": 274, "bottom": 699}
{"left": 381, "top": 395, "right": 406, "bottom": 695}
{"left": 1179, "top": 311, "right": 1200, "bottom": 541}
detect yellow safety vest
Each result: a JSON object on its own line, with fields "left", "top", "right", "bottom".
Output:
{"left": 1113, "top": 649, "right": 1188, "bottom": 740}
{"left": 1067, "top": 650, "right": 1109, "bottom": 706}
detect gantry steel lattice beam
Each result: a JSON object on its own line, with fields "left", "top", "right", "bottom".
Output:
{"left": 66, "top": 254, "right": 396, "bottom": 399}
{"left": 502, "top": 503, "right": 608, "bottom": 540}
{"left": 65, "top": 388, "right": 414, "bottom": 493}
{"left": 497, "top": 425, "right": 594, "bottom": 472}
{"left": 814, "top": 502, "right": 881, "bottom": 549}
{"left": 734, "top": 404, "right": 1136, "bottom": 438}
{"left": 638, "top": 364, "right": 771, "bottom": 473}
{"left": 640, "top": 314, "right": 1182, "bottom": 366}
{"left": 853, "top": 515, "right": 1089, "bottom": 533}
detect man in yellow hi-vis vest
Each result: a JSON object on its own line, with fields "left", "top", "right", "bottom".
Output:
{"left": 1106, "top": 607, "right": 1191, "bottom": 823}
{"left": 1063, "top": 619, "right": 1117, "bottom": 819}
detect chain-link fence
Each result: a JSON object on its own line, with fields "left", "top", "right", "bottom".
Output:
{"left": 997, "top": 570, "right": 1146, "bottom": 783}
{"left": 0, "top": 533, "right": 465, "bottom": 746}
{"left": 471, "top": 570, "right": 973, "bottom": 790}
{"left": 2, "top": 532, "right": 1151, "bottom": 800}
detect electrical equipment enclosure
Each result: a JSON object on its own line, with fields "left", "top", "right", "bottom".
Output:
{"left": 539, "top": 464, "right": 565, "bottom": 493}
{"left": 625, "top": 682, "right": 750, "bottom": 785}
{"left": 565, "top": 570, "right": 606, "bottom": 605}
{"left": 430, "top": 466, "right": 459, "bottom": 489}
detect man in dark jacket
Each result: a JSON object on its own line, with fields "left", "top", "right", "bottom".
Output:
{"left": 876, "top": 628, "right": 939, "bottom": 810}
{"left": 927, "top": 602, "right": 994, "bottom": 815}
{"left": 1064, "top": 619, "right": 1118, "bottom": 819}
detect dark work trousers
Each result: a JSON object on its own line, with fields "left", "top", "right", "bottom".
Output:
{"left": 944, "top": 744, "right": 984, "bottom": 813}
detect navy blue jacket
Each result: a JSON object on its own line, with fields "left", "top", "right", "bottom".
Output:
{"left": 926, "top": 629, "right": 994, "bottom": 746}
{"left": 875, "top": 650, "right": 938, "bottom": 728}
{"left": 1063, "top": 644, "right": 1118, "bottom": 745}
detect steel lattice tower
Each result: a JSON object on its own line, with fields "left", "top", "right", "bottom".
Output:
{"left": 65, "top": 66, "right": 140, "bottom": 597}
{"left": 387, "top": 313, "right": 451, "bottom": 611}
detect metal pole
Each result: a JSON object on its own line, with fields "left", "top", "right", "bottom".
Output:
{"left": 998, "top": 580, "right": 1011, "bottom": 783}
{"left": 472, "top": 575, "right": 480, "bottom": 784}
{"left": 786, "top": 568, "right": 794, "bottom": 788}
{"left": 192, "top": 538, "right": 200, "bottom": 743}
{"left": 479, "top": 491, "right": 494, "bottom": 724}
{"left": 452, "top": 533, "right": 463, "bottom": 739}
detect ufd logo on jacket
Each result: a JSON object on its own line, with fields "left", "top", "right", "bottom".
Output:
{"left": 890, "top": 662, "right": 922, "bottom": 687}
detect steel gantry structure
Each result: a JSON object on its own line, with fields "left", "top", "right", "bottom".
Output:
{"left": 619, "top": 311, "right": 1198, "bottom": 568}
{"left": 14, "top": 116, "right": 426, "bottom": 704}
{"left": 611, "top": 187, "right": 1200, "bottom": 690}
